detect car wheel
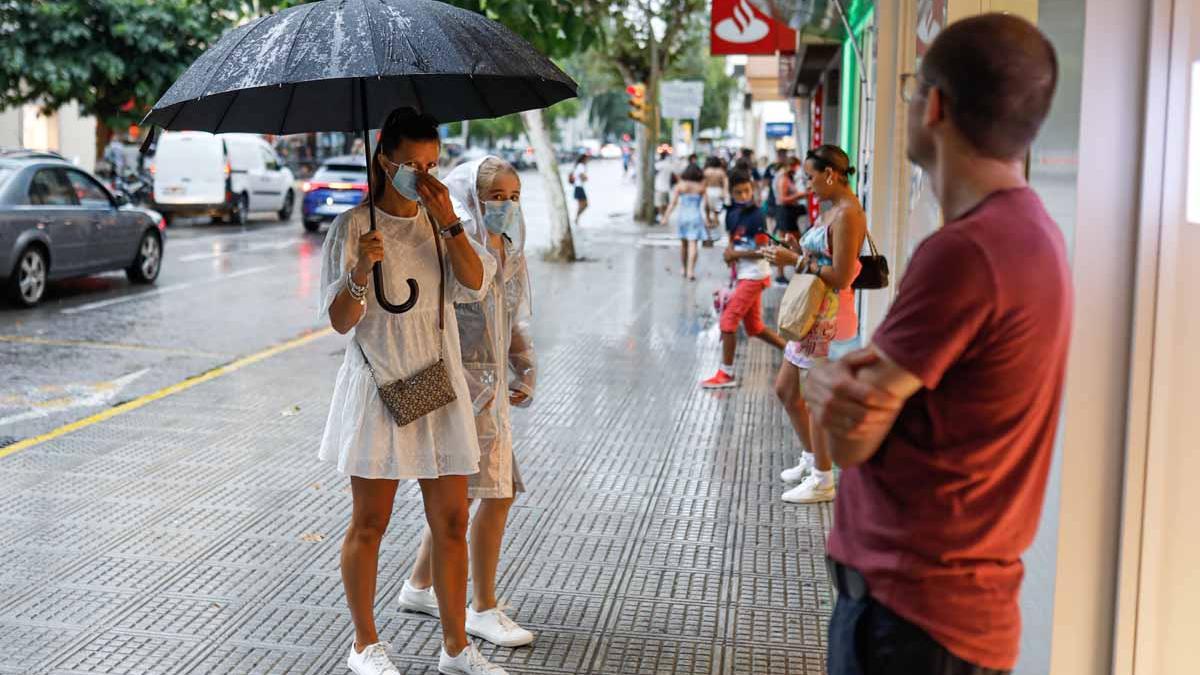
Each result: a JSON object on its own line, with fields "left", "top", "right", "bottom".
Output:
{"left": 278, "top": 189, "right": 295, "bottom": 221}
{"left": 7, "top": 245, "right": 48, "bottom": 307}
{"left": 226, "top": 192, "right": 249, "bottom": 226}
{"left": 126, "top": 231, "right": 162, "bottom": 284}
{"left": 303, "top": 219, "right": 321, "bottom": 233}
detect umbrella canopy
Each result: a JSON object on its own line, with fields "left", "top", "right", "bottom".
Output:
{"left": 143, "top": 0, "right": 577, "bottom": 133}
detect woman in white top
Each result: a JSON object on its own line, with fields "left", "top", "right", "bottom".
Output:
{"left": 397, "top": 156, "right": 539, "bottom": 649}
{"left": 570, "top": 154, "right": 589, "bottom": 223}
{"left": 319, "top": 108, "right": 506, "bottom": 675}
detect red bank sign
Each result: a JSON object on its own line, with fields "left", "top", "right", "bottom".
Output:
{"left": 711, "top": 0, "right": 797, "bottom": 55}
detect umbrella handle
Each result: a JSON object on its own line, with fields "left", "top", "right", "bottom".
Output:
{"left": 371, "top": 262, "right": 419, "bottom": 313}
{"left": 360, "top": 79, "right": 418, "bottom": 314}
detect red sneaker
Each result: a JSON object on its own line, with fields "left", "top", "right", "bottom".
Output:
{"left": 701, "top": 370, "right": 737, "bottom": 389}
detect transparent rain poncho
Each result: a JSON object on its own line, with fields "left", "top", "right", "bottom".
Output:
{"left": 443, "top": 157, "right": 537, "bottom": 499}
{"left": 316, "top": 199, "right": 496, "bottom": 480}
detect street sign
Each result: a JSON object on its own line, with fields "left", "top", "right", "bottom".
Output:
{"left": 660, "top": 80, "right": 704, "bottom": 120}
{"left": 765, "top": 122, "right": 794, "bottom": 138}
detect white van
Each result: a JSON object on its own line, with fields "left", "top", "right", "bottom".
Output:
{"left": 151, "top": 132, "right": 295, "bottom": 225}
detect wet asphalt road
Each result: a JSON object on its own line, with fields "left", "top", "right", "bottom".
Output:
{"left": 0, "top": 160, "right": 643, "bottom": 446}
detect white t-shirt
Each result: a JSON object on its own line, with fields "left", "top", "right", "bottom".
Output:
{"left": 654, "top": 159, "right": 674, "bottom": 193}
{"left": 733, "top": 240, "right": 771, "bottom": 281}
{"left": 571, "top": 163, "right": 587, "bottom": 185}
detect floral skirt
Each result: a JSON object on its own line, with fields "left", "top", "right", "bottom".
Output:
{"left": 784, "top": 289, "right": 839, "bottom": 370}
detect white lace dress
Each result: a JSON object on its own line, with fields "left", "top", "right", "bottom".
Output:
{"left": 317, "top": 203, "right": 496, "bottom": 479}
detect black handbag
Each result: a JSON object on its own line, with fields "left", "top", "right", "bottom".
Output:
{"left": 853, "top": 230, "right": 890, "bottom": 290}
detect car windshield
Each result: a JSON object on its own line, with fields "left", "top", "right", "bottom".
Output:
{"left": 314, "top": 164, "right": 366, "bottom": 182}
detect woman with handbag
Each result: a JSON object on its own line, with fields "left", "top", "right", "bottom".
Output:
{"left": 763, "top": 144, "right": 865, "bottom": 505}
{"left": 319, "top": 108, "right": 507, "bottom": 675}
{"left": 397, "top": 156, "right": 539, "bottom": 650}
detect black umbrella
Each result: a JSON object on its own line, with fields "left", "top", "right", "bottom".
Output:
{"left": 144, "top": 0, "right": 577, "bottom": 313}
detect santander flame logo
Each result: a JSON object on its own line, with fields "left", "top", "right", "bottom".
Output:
{"left": 715, "top": 0, "right": 770, "bottom": 44}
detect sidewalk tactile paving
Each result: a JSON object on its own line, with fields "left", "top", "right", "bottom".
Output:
{"left": 0, "top": 238, "right": 836, "bottom": 673}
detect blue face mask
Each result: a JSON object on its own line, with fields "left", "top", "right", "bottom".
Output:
{"left": 386, "top": 160, "right": 437, "bottom": 202}
{"left": 482, "top": 200, "right": 520, "bottom": 235}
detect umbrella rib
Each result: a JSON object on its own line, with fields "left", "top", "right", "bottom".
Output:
{"left": 213, "top": 88, "right": 242, "bottom": 134}
{"left": 281, "top": 2, "right": 320, "bottom": 83}
{"left": 199, "top": 16, "right": 270, "bottom": 102}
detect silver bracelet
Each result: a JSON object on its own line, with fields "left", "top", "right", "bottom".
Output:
{"left": 347, "top": 276, "right": 367, "bottom": 304}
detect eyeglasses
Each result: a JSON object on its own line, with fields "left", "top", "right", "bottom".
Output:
{"left": 899, "top": 73, "right": 932, "bottom": 104}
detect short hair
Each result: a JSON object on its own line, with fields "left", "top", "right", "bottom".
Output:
{"left": 733, "top": 158, "right": 752, "bottom": 173}
{"left": 740, "top": 148, "right": 754, "bottom": 159}
{"left": 680, "top": 163, "right": 704, "bottom": 182}
{"left": 920, "top": 13, "right": 1058, "bottom": 160}
{"left": 704, "top": 156, "right": 723, "bottom": 169}
{"left": 372, "top": 107, "right": 440, "bottom": 200}
{"left": 728, "top": 169, "right": 754, "bottom": 188}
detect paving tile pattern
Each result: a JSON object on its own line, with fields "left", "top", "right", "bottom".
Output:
{"left": 0, "top": 242, "right": 834, "bottom": 673}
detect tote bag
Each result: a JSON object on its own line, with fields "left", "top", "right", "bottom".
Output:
{"left": 778, "top": 272, "right": 832, "bottom": 341}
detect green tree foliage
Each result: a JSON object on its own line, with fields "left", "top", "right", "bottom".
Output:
{"left": 0, "top": 1, "right": 259, "bottom": 154}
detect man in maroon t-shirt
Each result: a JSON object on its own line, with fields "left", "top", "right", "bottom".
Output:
{"left": 802, "top": 15, "right": 1070, "bottom": 675}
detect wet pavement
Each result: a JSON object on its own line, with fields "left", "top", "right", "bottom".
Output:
{"left": 0, "top": 160, "right": 834, "bottom": 673}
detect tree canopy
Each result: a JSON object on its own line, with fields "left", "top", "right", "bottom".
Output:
{"left": 0, "top": 1, "right": 255, "bottom": 141}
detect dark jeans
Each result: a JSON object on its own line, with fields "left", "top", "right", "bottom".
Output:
{"left": 828, "top": 593, "right": 1010, "bottom": 675}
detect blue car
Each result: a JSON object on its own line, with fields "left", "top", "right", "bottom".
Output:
{"left": 302, "top": 156, "right": 368, "bottom": 232}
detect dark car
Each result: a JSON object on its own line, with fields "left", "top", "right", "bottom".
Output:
{"left": 0, "top": 156, "right": 166, "bottom": 307}
{"left": 301, "top": 156, "right": 368, "bottom": 232}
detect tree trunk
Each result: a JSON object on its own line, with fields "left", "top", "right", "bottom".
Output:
{"left": 95, "top": 121, "right": 114, "bottom": 167}
{"left": 633, "top": 68, "right": 662, "bottom": 224}
{"left": 522, "top": 108, "right": 576, "bottom": 262}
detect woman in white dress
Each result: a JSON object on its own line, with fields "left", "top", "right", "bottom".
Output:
{"left": 319, "top": 108, "right": 505, "bottom": 675}
{"left": 397, "top": 156, "right": 538, "bottom": 649}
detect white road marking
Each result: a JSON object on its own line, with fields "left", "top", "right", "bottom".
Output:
{"left": 60, "top": 265, "right": 277, "bottom": 315}
{"left": 0, "top": 368, "right": 150, "bottom": 427}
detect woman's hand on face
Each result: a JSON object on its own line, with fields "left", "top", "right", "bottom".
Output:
{"left": 353, "top": 231, "right": 384, "bottom": 278}
{"left": 764, "top": 245, "right": 800, "bottom": 267}
{"left": 415, "top": 172, "right": 458, "bottom": 227}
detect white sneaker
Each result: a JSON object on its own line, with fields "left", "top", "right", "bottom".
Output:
{"left": 397, "top": 579, "right": 440, "bottom": 617}
{"left": 781, "top": 474, "right": 836, "bottom": 504}
{"left": 780, "top": 453, "right": 815, "bottom": 482}
{"left": 438, "top": 642, "right": 508, "bottom": 675}
{"left": 347, "top": 641, "right": 400, "bottom": 675}
{"left": 466, "top": 604, "right": 535, "bottom": 647}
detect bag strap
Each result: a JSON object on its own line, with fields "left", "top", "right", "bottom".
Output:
{"left": 355, "top": 213, "right": 448, "bottom": 375}
{"left": 863, "top": 228, "right": 881, "bottom": 257}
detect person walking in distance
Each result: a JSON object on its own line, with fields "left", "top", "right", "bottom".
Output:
{"left": 772, "top": 156, "right": 808, "bottom": 283}
{"left": 702, "top": 156, "right": 730, "bottom": 238}
{"left": 653, "top": 150, "right": 676, "bottom": 225}
{"left": 319, "top": 108, "right": 507, "bottom": 675}
{"left": 662, "top": 162, "right": 709, "bottom": 281}
{"left": 569, "top": 154, "right": 589, "bottom": 224}
{"left": 763, "top": 145, "right": 865, "bottom": 505}
{"left": 399, "top": 156, "right": 539, "bottom": 651}
{"left": 763, "top": 147, "right": 791, "bottom": 232}
{"left": 803, "top": 15, "right": 1068, "bottom": 674}
{"left": 700, "top": 169, "right": 787, "bottom": 389}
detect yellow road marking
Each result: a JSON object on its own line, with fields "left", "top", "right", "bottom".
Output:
{"left": 0, "top": 328, "right": 336, "bottom": 460}
{"left": 0, "top": 335, "right": 225, "bottom": 358}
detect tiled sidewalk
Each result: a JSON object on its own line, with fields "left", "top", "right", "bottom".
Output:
{"left": 0, "top": 239, "right": 834, "bottom": 674}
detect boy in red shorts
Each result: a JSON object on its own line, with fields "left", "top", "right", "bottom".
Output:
{"left": 701, "top": 170, "right": 787, "bottom": 389}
